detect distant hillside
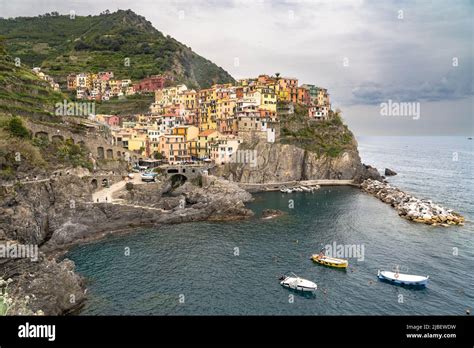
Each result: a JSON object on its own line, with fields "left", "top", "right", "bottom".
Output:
{"left": 0, "top": 37, "right": 64, "bottom": 121}
{"left": 0, "top": 9, "right": 235, "bottom": 89}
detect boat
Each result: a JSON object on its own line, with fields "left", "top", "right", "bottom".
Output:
{"left": 293, "top": 187, "right": 303, "bottom": 192}
{"left": 279, "top": 273, "right": 317, "bottom": 292}
{"left": 377, "top": 270, "right": 429, "bottom": 287}
{"left": 311, "top": 254, "right": 348, "bottom": 268}
{"left": 280, "top": 186, "right": 292, "bottom": 193}
{"left": 300, "top": 186, "right": 312, "bottom": 192}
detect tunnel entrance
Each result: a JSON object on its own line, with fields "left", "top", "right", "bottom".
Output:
{"left": 170, "top": 174, "right": 187, "bottom": 188}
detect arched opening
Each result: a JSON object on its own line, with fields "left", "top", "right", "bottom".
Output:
{"left": 52, "top": 134, "right": 64, "bottom": 143}
{"left": 106, "top": 149, "right": 114, "bottom": 159}
{"left": 35, "top": 131, "right": 49, "bottom": 140}
{"left": 117, "top": 151, "right": 122, "bottom": 157}
{"left": 170, "top": 174, "right": 187, "bottom": 188}
{"left": 97, "top": 147, "right": 105, "bottom": 159}
{"left": 102, "top": 178, "right": 109, "bottom": 187}
{"left": 91, "top": 179, "right": 98, "bottom": 189}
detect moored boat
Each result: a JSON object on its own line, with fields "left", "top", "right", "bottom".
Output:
{"left": 311, "top": 254, "right": 348, "bottom": 268}
{"left": 279, "top": 273, "right": 317, "bottom": 292}
{"left": 377, "top": 270, "right": 429, "bottom": 287}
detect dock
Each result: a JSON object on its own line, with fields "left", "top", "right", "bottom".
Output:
{"left": 237, "top": 179, "right": 358, "bottom": 192}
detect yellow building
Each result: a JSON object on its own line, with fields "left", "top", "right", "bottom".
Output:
{"left": 172, "top": 125, "right": 199, "bottom": 142}
{"left": 258, "top": 86, "right": 277, "bottom": 112}
{"left": 189, "top": 129, "right": 221, "bottom": 159}
{"left": 127, "top": 136, "right": 147, "bottom": 155}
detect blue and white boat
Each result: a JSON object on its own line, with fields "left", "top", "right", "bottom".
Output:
{"left": 377, "top": 270, "right": 429, "bottom": 287}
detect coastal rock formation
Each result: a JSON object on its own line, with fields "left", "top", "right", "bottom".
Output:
{"left": 213, "top": 141, "right": 382, "bottom": 184}
{"left": 0, "top": 253, "right": 85, "bottom": 315}
{"left": 261, "top": 209, "right": 285, "bottom": 219}
{"left": 385, "top": 168, "right": 397, "bottom": 176}
{"left": 361, "top": 179, "right": 464, "bottom": 226}
{"left": 0, "top": 174, "right": 253, "bottom": 314}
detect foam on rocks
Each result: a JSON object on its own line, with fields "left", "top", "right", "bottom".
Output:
{"left": 361, "top": 179, "right": 465, "bottom": 226}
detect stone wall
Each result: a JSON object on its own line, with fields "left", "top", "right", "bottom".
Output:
{"left": 25, "top": 121, "right": 141, "bottom": 162}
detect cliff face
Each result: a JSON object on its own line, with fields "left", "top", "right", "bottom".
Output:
{"left": 214, "top": 139, "right": 379, "bottom": 184}
{"left": 214, "top": 111, "right": 381, "bottom": 185}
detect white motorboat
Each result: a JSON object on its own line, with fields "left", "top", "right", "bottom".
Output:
{"left": 377, "top": 270, "right": 429, "bottom": 287}
{"left": 293, "top": 187, "right": 303, "bottom": 192}
{"left": 279, "top": 273, "right": 317, "bottom": 292}
{"left": 280, "top": 187, "right": 292, "bottom": 193}
{"left": 300, "top": 186, "right": 312, "bottom": 192}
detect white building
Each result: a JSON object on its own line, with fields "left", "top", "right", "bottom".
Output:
{"left": 209, "top": 136, "right": 242, "bottom": 165}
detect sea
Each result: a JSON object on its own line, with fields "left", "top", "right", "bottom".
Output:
{"left": 66, "top": 136, "right": 474, "bottom": 315}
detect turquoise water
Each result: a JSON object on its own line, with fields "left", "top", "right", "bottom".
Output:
{"left": 67, "top": 136, "right": 474, "bottom": 315}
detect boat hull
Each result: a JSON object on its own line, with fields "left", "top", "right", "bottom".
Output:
{"left": 280, "top": 282, "right": 317, "bottom": 292}
{"left": 377, "top": 270, "right": 429, "bottom": 287}
{"left": 311, "top": 255, "right": 348, "bottom": 269}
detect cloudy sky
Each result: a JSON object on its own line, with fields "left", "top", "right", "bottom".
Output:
{"left": 1, "top": 0, "right": 473, "bottom": 135}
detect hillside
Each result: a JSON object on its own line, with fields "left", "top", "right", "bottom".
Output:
{"left": 0, "top": 37, "right": 64, "bottom": 121}
{"left": 0, "top": 9, "right": 235, "bottom": 89}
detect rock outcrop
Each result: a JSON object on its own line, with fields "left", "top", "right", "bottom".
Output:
{"left": 361, "top": 179, "right": 464, "bottom": 226}
{"left": 213, "top": 141, "right": 382, "bottom": 185}
{"left": 385, "top": 168, "right": 397, "bottom": 176}
{"left": 261, "top": 209, "right": 285, "bottom": 219}
{"left": 0, "top": 174, "right": 253, "bottom": 314}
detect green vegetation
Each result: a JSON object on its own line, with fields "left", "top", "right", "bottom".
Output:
{"left": 6, "top": 116, "right": 30, "bottom": 138}
{"left": 95, "top": 94, "right": 154, "bottom": 115}
{"left": 0, "top": 37, "right": 65, "bottom": 121}
{"left": 0, "top": 10, "right": 235, "bottom": 89}
{"left": 55, "top": 139, "right": 93, "bottom": 170}
{"left": 279, "top": 106, "right": 355, "bottom": 158}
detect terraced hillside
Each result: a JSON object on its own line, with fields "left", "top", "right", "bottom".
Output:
{"left": 0, "top": 9, "right": 235, "bottom": 89}
{"left": 0, "top": 37, "right": 64, "bottom": 121}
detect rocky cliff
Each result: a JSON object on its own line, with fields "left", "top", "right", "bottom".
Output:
{"left": 213, "top": 111, "right": 381, "bottom": 185}
{"left": 0, "top": 174, "right": 253, "bottom": 314}
{"left": 213, "top": 138, "right": 380, "bottom": 184}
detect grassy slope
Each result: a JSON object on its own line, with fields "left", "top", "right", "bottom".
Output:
{"left": 0, "top": 40, "right": 64, "bottom": 121}
{"left": 95, "top": 94, "right": 155, "bottom": 115}
{"left": 279, "top": 104, "right": 355, "bottom": 158}
{"left": 0, "top": 42, "right": 93, "bottom": 179}
{"left": 0, "top": 9, "right": 235, "bottom": 89}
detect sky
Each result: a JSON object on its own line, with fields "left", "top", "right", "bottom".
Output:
{"left": 1, "top": 0, "right": 473, "bottom": 135}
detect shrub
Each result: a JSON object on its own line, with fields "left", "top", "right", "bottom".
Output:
{"left": 6, "top": 117, "right": 30, "bottom": 139}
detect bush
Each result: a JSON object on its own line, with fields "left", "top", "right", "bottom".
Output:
{"left": 6, "top": 117, "right": 30, "bottom": 139}
{"left": 153, "top": 152, "right": 164, "bottom": 160}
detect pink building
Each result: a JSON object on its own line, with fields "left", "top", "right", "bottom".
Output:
{"left": 103, "top": 115, "right": 120, "bottom": 127}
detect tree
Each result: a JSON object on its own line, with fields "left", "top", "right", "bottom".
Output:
{"left": 7, "top": 117, "right": 30, "bottom": 139}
